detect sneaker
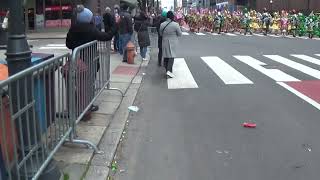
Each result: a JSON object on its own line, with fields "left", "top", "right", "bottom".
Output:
{"left": 142, "top": 58, "right": 147, "bottom": 61}
{"left": 166, "top": 71, "right": 174, "bottom": 78}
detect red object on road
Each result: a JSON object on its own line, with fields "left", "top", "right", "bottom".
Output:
{"left": 242, "top": 122, "right": 257, "bottom": 128}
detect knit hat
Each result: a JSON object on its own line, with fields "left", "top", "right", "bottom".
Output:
{"left": 77, "top": 7, "right": 93, "bottom": 23}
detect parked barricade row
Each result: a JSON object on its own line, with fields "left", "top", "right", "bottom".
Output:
{"left": 0, "top": 40, "right": 122, "bottom": 180}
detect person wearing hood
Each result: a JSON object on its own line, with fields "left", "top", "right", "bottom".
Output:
{"left": 134, "top": 11, "right": 150, "bottom": 61}
{"left": 154, "top": 10, "right": 167, "bottom": 66}
{"left": 66, "top": 6, "right": 115, "bottom": 50}
{"left": 66, "top": 6, "right": 115, "bottom": 114}
{"left": 159, "top": 11, "right": 182, "bottom": 78}
{"left": 118, "top": 4, "right": 133, "bottom": 62}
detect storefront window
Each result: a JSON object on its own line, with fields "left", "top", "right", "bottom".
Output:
{"left": 44, "top": 0, "right": 72, "bottom": 28}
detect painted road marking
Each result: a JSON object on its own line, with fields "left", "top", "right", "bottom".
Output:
{"left": 234, "top": 55, "right": 300, "bottom": 82}
{"left": 27, "top": 40, "right": 39, "bottom": 43}
{"left": 211, "top": 33, "right": 220, "bottom": 36}
{"left": 265, "top": 55, "right": 320, "bottom": 79}
{"left": 47, "top": 44, "right": 66, "bottom": 47}
{"left": 284, "top": 35, "right": 295, "bottom": 39}
{"left": 39, "top": 44, "right": 68, "bottom": 50}
{"left": 167, "top": 58, "right": 199, "bottom": 89}
{"left": 195, "top": 32, "right": 205, "bottom": 35}
{"left": 268, "top": 34, "right": 280, "bottom": 38}
{"left": 225, "top": 33, "right": 237, "bottom": 36}
{"left": 291, "top": 54, "right": 320, "bottom": 66}
{"left": 253, "top": 33, "right": 265, "bottom": 37}
{"left": 182, "top": 32, "right": 189, "bottom": 35}
{"left": 39, "top": 47, "right": 68, "bottom": 50}
{"left": 201, "top": 56, "right": 253, "bottom": 85}
{"left": 39, "top": 46, "right": 68, "bottom": 50}
{"left": 278, "top": 82, "right": 320, "bottom": 111}
{"left": 297, "top": 36, "right": 309, "bottom": 39}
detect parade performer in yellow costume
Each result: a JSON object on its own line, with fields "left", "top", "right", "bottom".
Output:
{"left": 271, "top": 12, "right": 280, "bottom": 35}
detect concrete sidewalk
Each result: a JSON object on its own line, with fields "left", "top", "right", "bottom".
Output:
{"left": 54, "top": 50, "right": 151, "bottom": 180}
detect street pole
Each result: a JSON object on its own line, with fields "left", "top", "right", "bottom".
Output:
{"left": 6, "top": 0, "right": 61, "bottom": 179}
{"left": 269, "top": 0, "right": 273, "bottom": 13}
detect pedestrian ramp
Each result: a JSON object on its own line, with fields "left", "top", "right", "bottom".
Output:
{"left": 167, "top": 54, "right": 320, "bottom": 89}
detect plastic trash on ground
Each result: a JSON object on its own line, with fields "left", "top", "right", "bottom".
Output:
{"left": 128, "top": 106, "right": 139, "bottom": 112}
{"left": 242, "top": 122, "right": 256, "bottom": 128}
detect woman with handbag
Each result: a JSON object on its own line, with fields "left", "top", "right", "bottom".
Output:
{"left": 159, "top": 11, "right": 182, "bottom": 78}
{"left": 134, "top": 12, "right": 151, "bottom": 61}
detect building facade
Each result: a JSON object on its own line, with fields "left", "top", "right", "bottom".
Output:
{"left": 2, "top": 0, "right": 120, "bottom": 31}
{"left": 253, "top": 0, "right": 320, "bottom": 12}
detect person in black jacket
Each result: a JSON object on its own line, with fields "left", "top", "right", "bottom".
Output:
{"left": 134, "top": 12, "right": 150, "bottom": 60}
{"left": 118, "top": 4, "right": 133, "bottom": 62}
{"left": 154, "top": 12, "right": 167, "bottom": 66}
{"left": 66, "top": 6, "right": 115, "bottom": 114}
{"left": 66, "top": 7, "right": 115, "bottom": 50}
{"left": 103, "top": 7, "right": 115, "bottom": 34}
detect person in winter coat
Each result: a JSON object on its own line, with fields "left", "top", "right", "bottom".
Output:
{"left": 154, "top": 11, "right": 167, "bottom": 66}
{"left": 103, "top": 7, "right": 115, "bottom": 33}
{"left": 66, "top": 7, "right": 115, "bottom": 50}
{"left": 159, "top": 11, "right": 182, "bottom": 78}
{"left": 94, "top": 12, "right": 103, "bottom": 31}
{"left": 134, "top": 12, "right": 150, "bottom": 61}
{"left": 118, "top": 4, "right": 133, "bottom": 62}
{"left": 66, "top": 6, "right": 115, "bottom": 114}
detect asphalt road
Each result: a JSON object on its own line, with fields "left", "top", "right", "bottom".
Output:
{"left": 113, "top": 32, "right": 320, "bottom": 180}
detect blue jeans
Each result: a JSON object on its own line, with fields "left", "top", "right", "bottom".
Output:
{"left": 119, "top": 33, "right": 131, "bottom": 61}
{"left": 140, "top": 47, "right": 147, "bottom": 59}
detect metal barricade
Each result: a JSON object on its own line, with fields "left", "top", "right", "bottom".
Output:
{"left": 0, "top": 40, "right": 123, "bottom": 180}
{"left": 0, "top": 54, "right": 71, "bottom": 180}
{"left": 148, "top": 27, "right": 158, "bottom": 49}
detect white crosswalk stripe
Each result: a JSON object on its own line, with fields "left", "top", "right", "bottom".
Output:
{"left": 167, "top": 58, "right": 199, "bottom": 89}
{"left": 202, "top": 56, "right": 253, "bottom": 84}
{"left": 297, "top": 36, "right": 309, "bottom": 39}
{"left": 211, "top": 33, "right": 220, "bottom": 36}
{"left": 264, "top": 55, "right": 320, "bottom": 79}
{"left": 39, "top": 44, "right": 68, "bottom": 50}
{"left": 195, "top": 32, "right": 206, "bottom": 36}
{"left": 166, "top": 54, "right": 320, "bottom": 89}
{"left": 225, "top": 33, "right": 237, "bottom": 36}
{"left": 291, "top": 54, "right": 320, "bottom": 66}
{"left": 182, "top": 31, "right": 318, "bottom": 40}
{"left": 234, "top": 55, "right": 300, "bottom": 82}
{"left": 268, "top": 34, "right": 280, "bottom": 38}
{"left": 253, "top": 33, "right": 265, "bottom": 37}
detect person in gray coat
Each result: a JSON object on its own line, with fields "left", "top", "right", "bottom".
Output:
{"left": 159, "top": 11, "right": 182, "bottom": 78}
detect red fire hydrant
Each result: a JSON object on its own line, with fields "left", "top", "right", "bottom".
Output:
{"left": 126, "top": 41, "right": 135, "bottom": 64}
